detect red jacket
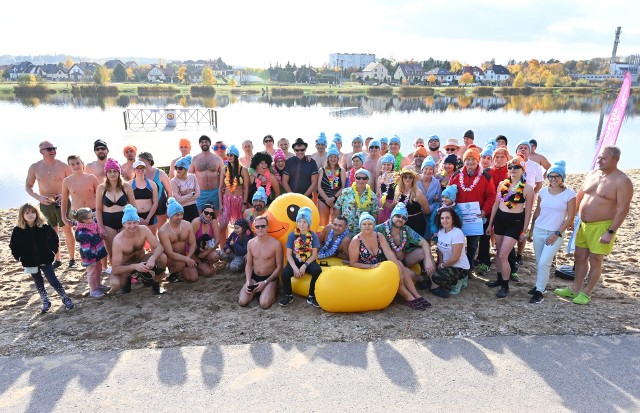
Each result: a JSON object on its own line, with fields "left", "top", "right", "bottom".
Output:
{"left": 452, "top": 167, "right": 496, "bottom": 217}
{"left": 487, "top": 165, "right": 508, "bottom": 190}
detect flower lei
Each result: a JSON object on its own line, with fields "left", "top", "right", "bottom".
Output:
{"left": 272, "top": 166, "right": 284, "bottom": 184}
{"left": 255, "top": 169, "right": 272, "bottom": 197}
{"left": 325, "top": 167, "right": 341, "bottom": 190}
{"left": 385, "top": 220, "right": 407, "bottom": 252}
{"left": 293, "top": 228, "right": 313, "bottom": 262}
{"left": 225, "top": 167, "right": 239, "bottom": 192}
{"left": 498, "top": 178, "right": 526, "bottom": 209}
{"left": 458, "top": 168, "right": 482, "bottom": 192}
{"left": 318, "top": 228, "right": 350, "bottom": 259}
{"left": 379, "top": 171, "right": 397, "bottom": 208}
{"left": 394, "top": 153, "right": 404, "bottom": 172}
{"left": 348, "top": 168, "right": 356, "bottom": 186}
{"left": 351, "top": 182, "right": 375, "bottom": 210}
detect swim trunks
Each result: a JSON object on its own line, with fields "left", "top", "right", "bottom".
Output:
{"left": 575, "top": 219, "right": 616, "bottom": 255}
{"left": 197, "top": 188, "right": 220, "bottom": 212}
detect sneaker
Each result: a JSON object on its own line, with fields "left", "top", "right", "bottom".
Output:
{"left": 52, "top": 260, "right": 62, "bottom": 269}
{"left": 279, "top": 294, "right": 293, "bottom": 307}
{"left": 90, "top": 290, "right": 105, "bottom": 298}
{"left": 510, "top": 272, "right": 520, "bottom": 282}
{"left": 307, "top": 295, "right": 320, "bottom": 308}
{"left": 406, "top": 298, "right": 425, "bottom": 310}
{"left": 477, "top": 263, "right": 490, "bottom": 274}
{"left": 99, "top": 284, "right": 110, "bottom": 291}
{"left": 104, "top": 266, "right": 112, "bottom": 275}
{"left": 62, "top": 297, "right": 75, "bottom": 310}
{"left": 40, "top": 300, "right": 51, "bottom": 314}
{"left": 530, "top": 290, "right": 544, "bottom": 304}
{"left": 68, "top": 260, "right": 78, "bottom": 269}
{"left": 429, "top": 287, "right": 450, "bottom": 298}
{"left": 572, "top": 292, "right": 591, "bottom": 305}
{"left": 554, "top": 287, "right": 578, "bottom": 299}
{"left": 515, "top": 254, "right": 523, "bottom": 266}
{"left": 528, "top": 287, "right": 547, "bottom": 295}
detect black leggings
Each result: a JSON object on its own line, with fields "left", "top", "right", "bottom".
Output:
{"left": 281, "top": 257, "right": 322, "bottom": 296}
{"left": 32, "top": 264, "right": 69, "bottom": 303}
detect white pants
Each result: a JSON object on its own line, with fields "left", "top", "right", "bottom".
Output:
{"left": 532, "top": 225, "right": 564, "bottom": 292}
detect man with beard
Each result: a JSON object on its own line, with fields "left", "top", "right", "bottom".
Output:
{"left": 110, "top": 204, "right": 167, "bottom": 295}
{"left": 213, "top": 140, "right": 228, "bottom": 164}
{"left": 121, "top": 145, "right": 137, "bottom": 181}
{"left": 85, "top": 139, "right": 109, "bottom": 182}
{"left": 189, "top": 135, "right": 224, "bottom": 213}
{"left": 317, "top": 216, "right": 352, "bottom": 261}
{"left": 426, "top": 135, "right": 445, "bottom": 166}
{"left": 363, "top": 140, "right": 382, "bottom": 189}
{"left": 25, "top": 141, "right": 73, "bottom": 268}
{"left": 244, "top": 187, "right": 267, "bottom": 224}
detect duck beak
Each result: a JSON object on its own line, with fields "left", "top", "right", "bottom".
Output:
{"left": 265, "top": 210, "right": 289, "bottom": 240}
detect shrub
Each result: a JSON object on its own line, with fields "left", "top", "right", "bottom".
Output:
{"left": 270, "top": 87, "right": 304, "bottom": 96}
{"left": 472, "top": 86, "right": 494, "bottom": 96}
{"left": 13, "top": 85, "right": 56, "bottom": 95}
{"left": 494, "top": 87, "right": 534, "bottom": 96}
{"left": 71, "top": 85, "right": 119, "bottom": 96}
{"left": 398, "top": 86, "right": 435, "bottom": 96}
{"left": 367, "top": 86, "right": 393, "bottom": 96}
{"left": 190, "top": 85, "right": 216, "bottom": 97}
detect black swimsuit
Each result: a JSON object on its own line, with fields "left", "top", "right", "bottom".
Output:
{"left": 102, "top": 189, "right": 128, "bottom": 207}
{"left": 102, "top": 188, "right": 129, "bottom": 230}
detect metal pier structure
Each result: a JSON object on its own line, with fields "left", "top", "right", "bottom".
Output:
{"left": 123, "top": 108, "right": 217, "bottom": 132}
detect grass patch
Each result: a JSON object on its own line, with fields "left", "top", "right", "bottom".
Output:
{"left": 472, "top": 86, "right": 494, "bottom": 96}
{"left": 271, "top": 87, "right": 305, "bottom": 96}
{"left": 13, "top": 85, "right": 56, "bottom": 95}
{"left": 398, "top": 86, "right": 435, "bottom": 96}
{"left": 558, "top": 87, "right": 596, "bottom": 94}
{"left": 494, "top": 87, "right": 534, "bottom": 95}
{"left": 71, "top": 85, "right": 119, "bottom": 96}
{"left": 138, "top": 85, "right": 180, "bottom": 95}
{"left": 367, "top": 86, "right": 393, "bottom": 96}
{"left": 439, "top": 88, "right": 468, "bottom": 95}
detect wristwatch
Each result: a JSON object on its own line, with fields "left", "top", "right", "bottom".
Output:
{"left": 554, "top": 231, "right": 562, "bottom": 237}
{"left": 607, "top": 228, "right": 615, "bottom": 235}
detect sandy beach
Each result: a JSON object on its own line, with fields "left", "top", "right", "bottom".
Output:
{"left": 1, "top": 171, "right": 639, "bottom": 358}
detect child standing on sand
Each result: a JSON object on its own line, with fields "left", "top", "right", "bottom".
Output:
{"left": 9, "top": 203, "right": 74, "bottom": 313}
{"left": 73, "top": 208, "right": 108, "bottom": 298}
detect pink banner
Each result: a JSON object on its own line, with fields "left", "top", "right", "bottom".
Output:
{"left": 591, "top": 71, "right": 632, "bottom": 169}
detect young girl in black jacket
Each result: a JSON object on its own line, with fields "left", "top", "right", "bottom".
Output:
{"left": 9, "top": 203, "right": 74, "bottom": 314}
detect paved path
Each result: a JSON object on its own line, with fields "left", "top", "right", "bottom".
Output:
{"left": 1, "top": 335, "right": 639, "bottom": 412}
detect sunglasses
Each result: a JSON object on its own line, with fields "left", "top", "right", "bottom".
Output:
{"left": 254, "top": 224, "right": 267, "bottom": 229}
{"left": 294, "top": 149, "right": 306, "bottom": 153}
{"left": 508, "top": 165, "right": 523, "bottom": 170}
{"left": 445, "top": 148, "right": 457, "bottom": 152}
{"left": 42, "top": 147, "right": 57, "bottom": 152}
{"left": 369, "top": 146, "right": 380, "bottom": 149}
{"left": 203, "top": 210, "right": 215, "bottom": 216}
{"left": 175, "top": 166, "right": 185, "bottom": 171}
{"left": 135, "top": 167, "right": 145, "bottom": 171}
{"left": 548, "top": 174, "right": 561, "bottom": 179}
{"left": 264, "top": 139, "right": 274, "bottom": 143}
{"left": 95, "top": 147, "right": 108, "bottom": 151}
{"left": 402, "top": 175, "right": 414, "bottom": 179}
{"left": 355, "top": 176, "right": 369, "bottom": 181}
{"left": 213, "top": 145, "right": 227, "bottom": 151}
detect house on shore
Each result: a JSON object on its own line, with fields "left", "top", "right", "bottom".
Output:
{"left": 483, "top": 64, "right": 510, "bottom": 84}
{"left": 36, "top": 64, "right": 69, "bottom": 81}
{"left": 393, "top": 63, "right": 426, "bottom": 83}
{"left": 359, "top": 62, "right": 389, "bottom": 82}
{"left": 425, "top": 67, "right": 454, "bottom": 83}
{"left": 68, "top": 62, "right": 100, "bottom": 82}
{"left": 146, "top": 65, "right": 176, "bottom": 83}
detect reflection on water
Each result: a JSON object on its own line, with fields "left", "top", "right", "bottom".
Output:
{"left": 2, "top": 92, "right": 638, "bottom": 116}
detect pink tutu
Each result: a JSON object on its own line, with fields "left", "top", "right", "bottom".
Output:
{"left": 377, "top": 200, "right": 394, "bottom": 224}
{"left": 220, "top": 194, "right": 244, "bottom": 227}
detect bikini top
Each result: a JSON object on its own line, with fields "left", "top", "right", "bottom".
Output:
{"left": 196, "top": 220, "right": 215, "bottom": 240}
{"left": 132, "top": 178, "right": 154, "bottom": 200}
{"left": 102, "top": 188, "right": 128, "bottom": 208}
{"left": 358, "top": 234, "right": 386, "bottom": 265}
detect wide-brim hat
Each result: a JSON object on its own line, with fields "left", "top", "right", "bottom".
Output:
{"left": 443, "top": 138, "right": 460, "bottom": 149}
{"left": 291, "top": 138, "right": 308, "bottom": 150}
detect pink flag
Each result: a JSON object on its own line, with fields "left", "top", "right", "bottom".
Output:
{"left": 591, "top": 71, "right": 632, "bottom": 169}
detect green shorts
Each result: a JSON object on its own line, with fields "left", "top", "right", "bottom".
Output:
{"left": 39, "top": 202, "right": 67, "bottom": 227}
{"left": 575, "top": 219, "right": 615, "bottom": 255}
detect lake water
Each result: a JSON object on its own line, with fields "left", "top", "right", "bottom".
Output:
{"left": 1, "top": 92, "right": 639, "bottom": 209}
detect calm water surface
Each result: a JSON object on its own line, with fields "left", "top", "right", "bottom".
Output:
{"left": 1, "top": 93, "right": 638, "bottom": 209}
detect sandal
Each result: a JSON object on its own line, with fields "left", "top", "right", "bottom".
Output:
{"left": 406, "top": 298, "right": 425, "bottom": 310}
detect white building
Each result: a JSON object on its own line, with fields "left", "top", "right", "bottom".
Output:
{"left": 359, "top": 62, "right": 389, "bottom": 81}
{"left": 329, "top": 53, "right": 375, "bottom": 70}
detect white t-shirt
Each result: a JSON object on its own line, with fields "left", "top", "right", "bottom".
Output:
{"left": 437, "top": 227, "right": 470, "bottom": 269}
{"left": 534, "top": 187, "right": 576, "bottom": 231}
{"left": 524, "top": 159, "right": 544, "bottom": 188}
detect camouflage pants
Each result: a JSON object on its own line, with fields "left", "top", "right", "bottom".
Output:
{"left": 432, "top": 266, "right": 465, "bottom": 290}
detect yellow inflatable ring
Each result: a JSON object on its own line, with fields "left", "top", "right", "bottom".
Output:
{"left": 315, "top": 261, "right": 400, "bottom": 312}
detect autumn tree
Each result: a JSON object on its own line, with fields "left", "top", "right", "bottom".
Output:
{"left": 545, "top": 75, "right": 557, "bottom": 87}
{"left": 229, "top": 78, "right": 237, "bottom": 87}
{"left": 427, "top": 74, "right": 436, "bottom": 84}
{"left": 177, "top": 66, "right": 187, "bottom": 83}
{"left": 63, "top": 56, "right": 74, "bottom": 70}
{"left": 512, "top": 72, "right": 525, "bottom": 87}
{"left": 459, "top": 72, "right": 474, "bottom": 85}
{"left": 202, "top": 66, "right": 217, "bottom": 85}
{"left": 94, "top": 66, "right": 111, "bottom": 85}
{"left": 450, "top": 60, "right": 463, "bottom": 73}
{"left": 126, "top": 67, "right": 135, "bottom": 81}
{"left": 18, "top": 74, "right": 37, "bottom": 86}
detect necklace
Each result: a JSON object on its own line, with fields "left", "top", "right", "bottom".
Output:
{"left": 169, "top": 221, "right": 182, "bottom": 235}
{"left": 393, "top": 153, "right": 403, "bottom": 172}
{"left": 325, "top": 167, "right": 340, "bottom": 190}
{"left": 255, "top": 169, "right": 272, "bottom": 197}
{"left": 498, "top": 178, "right": 526, "bottom": 209}
{"left": 458, "top": 168, "right": 482, "bottom": 192}
{"left": 225, "top": 167, "right": 239, "bottom": 192}
{"left": 293, "top": 228, "right": 313, "bottom": 262}
{"left": 385, "top": 220, "right": 407, "bottom": 252}
{"left": 352, "top": 183, "right": 374, "bottom": 210}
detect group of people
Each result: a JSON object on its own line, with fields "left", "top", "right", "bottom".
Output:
{"left": 10, "top": 131, "right": 632, "bottom": 314}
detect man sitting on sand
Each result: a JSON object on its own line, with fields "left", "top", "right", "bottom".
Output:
{"left": 238, "top": 215, "right": 283, "bottom": 309}
{"left": 110, "top": 204, "right": 167, "bottom": 295}
{"left": 317, "top": 216, "right": 351, "bottom": 261}
{"left": 158, "top": 198, "right": 199, "bottom": 283}
{"left": 244, "top": 187, "right": 268, "bottom": 224}
{"left": 555, "top": 146, "right": 633, "bottom": 305}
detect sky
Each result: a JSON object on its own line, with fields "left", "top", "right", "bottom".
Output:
{"left": 4, "top": 0, "right": 640, "bottom": 68}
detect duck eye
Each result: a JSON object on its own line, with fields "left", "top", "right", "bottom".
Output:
{"left": 286, "top": 204, "right": 300, "bottom": 222}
